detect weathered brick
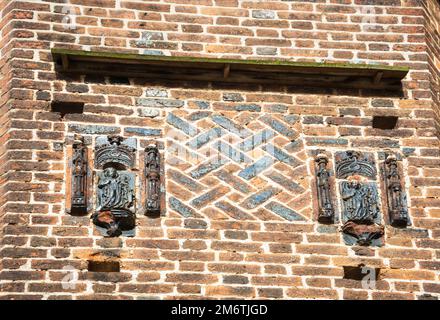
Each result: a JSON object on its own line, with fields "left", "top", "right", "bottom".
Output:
{"left": 1, "top": 0, "right": 440, "bottom": 302}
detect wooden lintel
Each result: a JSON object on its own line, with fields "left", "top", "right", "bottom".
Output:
{"left": 51, "top": 48, "right": 409, "bottom": 90}
{"left": 61, "top": 54, "right": 69, "bottom": 71}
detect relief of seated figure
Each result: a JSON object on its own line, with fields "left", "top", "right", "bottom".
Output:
{"left": 92, "top": 167, "right": 135, "bottom": 237}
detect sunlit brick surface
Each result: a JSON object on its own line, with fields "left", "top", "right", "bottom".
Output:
{"left": 0, "top": 0, "right": 439, "bottom": 300}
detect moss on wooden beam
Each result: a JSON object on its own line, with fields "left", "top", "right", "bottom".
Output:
{"left": 51, "top": 48, "right": 409, "bottom": 90}
{"left": 52, "top": 48, "right": 409, "bottom": 73}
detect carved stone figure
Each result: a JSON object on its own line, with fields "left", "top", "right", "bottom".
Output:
{"left": 96, "top": 167, "right": 134, "bottom": 211}
{"left": 93, "top": 135, "right": 137, "bottom": 237}
{"left": 384, "top": 155, "right": 409, "bottom": 227}
{"left": 335, "top": 151, "right": 376, "bottom": 180}
{"left": 145, "top": 144, "right": 161, "bottom": 215}
{"left": 93, "top": 168, "right": 135, "bottom": 237}
{"left": 340, "top": 180, "right": 384, "bottom": 246}
{"left": 314, "top": 153, "right": 334, "bottom": 223}
{"left": 341, "top": 181, "right": 379, "bottom": 222}
{"left": 71, "top": 135, "right": 88, "bottom": 215}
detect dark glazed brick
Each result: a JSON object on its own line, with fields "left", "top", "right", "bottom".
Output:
{"left": 68, "top": 124, "right": 120, "bottom": 135}
{"left": 169, "top": 197, "right": 196, "bottom": 218}
{"left": 223, "top": 275, "right": 249, "bottom": 284}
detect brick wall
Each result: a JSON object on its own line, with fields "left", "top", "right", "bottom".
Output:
{"left": 0, "top": 0, "right": 439, "bottom": 300}
{"left": 424, "top": 0, "right": 440, "bottom": 135}
{"left": 0, "top": 0, "right": 16, "bottom": 264}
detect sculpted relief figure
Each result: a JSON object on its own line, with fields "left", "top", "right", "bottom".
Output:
{"left": 97, "top": 167, "right": 134, "bottom": 212}
{"left": 92, "top": 135, "right": 137, "bottom": 237}
{"left": 70, "top": 135, "right": 88, "bottom": 214}
{"left": 341, "top": 180, "right": 379, "bottom": 222}
{"left": 145, "top": 144, "right": 161, "bottom": 215}
{"left": 93, "top": 167, "right": 135, "bottom": 237}
{"left": 314, "top": 153, "right": 334, "bottom": 223}
{"left": 340, "top": 180, "right": 384, "bottom": 246}
{"left": 384, "top": 155, "right": 409, "bottom": 227}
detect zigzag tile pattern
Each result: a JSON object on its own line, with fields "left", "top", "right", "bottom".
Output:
{"left": 165, "top": 110, "right": 312, "bottom": 222}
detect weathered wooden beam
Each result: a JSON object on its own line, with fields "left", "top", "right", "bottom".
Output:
{"left": 51, "top": 48, "right": 409, "bottom": 90}
{"left": 61, "top": 54, "right": 69, "bottom": 71}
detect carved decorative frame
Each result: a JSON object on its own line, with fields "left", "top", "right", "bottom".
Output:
{"left": 335, "top": 150, "right": 377, "bottom": 180}
{"left": 314, "top": 150, "right": 411, "bottom": 242}
{"left": 313, "top": 150, "right": 394, "bottom": 246}
{"left": 65, "top": 134, "right": 168, "bottom": 237}
{"left": 94, "top": 135, "right": 136, "bottom": 169}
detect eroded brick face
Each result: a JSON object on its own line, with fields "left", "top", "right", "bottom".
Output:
{"left": 0, "top": 0, "right": 440, "bottom": 300}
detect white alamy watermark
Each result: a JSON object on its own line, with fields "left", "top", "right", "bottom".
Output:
{"left": 361, "top": 266, "right": 377, "bottom": 290}
{"left": 166, "top": 127, "right": 276, "bottom": 173}
{"left": 61, "top": 265, "right": 79, "bottom": 290}
{"left": 137, "top": 32, "right": 154, "bottom": 47}
{"left": 61, "top": 0, "right": 77, "bottom": 30}
{"left": 360, "top": 6, "right": 377, "bottom": 32}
